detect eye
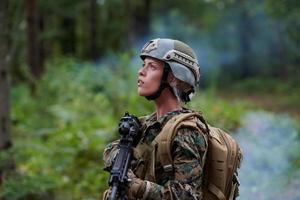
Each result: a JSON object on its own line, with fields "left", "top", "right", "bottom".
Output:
{"left": 149, "top": 63, "right": 157, "bottom": 70}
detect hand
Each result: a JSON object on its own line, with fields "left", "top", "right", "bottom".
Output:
{"left": 102, "top": 188, "right": 112, "bottom": 200}
{"left": 127, "top": 169, "right": 146, "bottom": 200}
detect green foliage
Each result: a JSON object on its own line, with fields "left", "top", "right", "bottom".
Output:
{"left": 3, "top": 55, "right": 152, "bottom": 200}
{"left": 6, "top": 0, "right": 299, "bottom": 85}
{"left": 229, "top": 77, "right": 300, "bottom": 109}
{"left": 2, "top": 56, "right": 257, "bottom": 199}
{"left": 190, "top": 89, "right": 253, "bottom": 131}
{"left": 3, "top": 0, "right": 300, "bottom": 198}
{"left": 1, "top": 171, "right": 56, "bottom": 200}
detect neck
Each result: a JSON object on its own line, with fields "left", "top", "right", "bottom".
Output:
{"left": 154, "top": 88, "right": 182, "bottom": 119}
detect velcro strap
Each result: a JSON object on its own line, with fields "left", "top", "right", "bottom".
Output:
{"left": 208, "top": 183, "right": 226, "bottom": 200}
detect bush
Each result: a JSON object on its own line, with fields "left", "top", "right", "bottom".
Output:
{"left": 2, "top": 56, "right": 253, "bottom": 199}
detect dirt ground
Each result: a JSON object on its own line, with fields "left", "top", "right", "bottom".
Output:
{"left": 219, "top": 91, "right": 300, "bottom": 122}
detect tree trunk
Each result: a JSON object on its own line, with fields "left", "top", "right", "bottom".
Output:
{"left": 7, "top": 1, "right": 27, "bottom": 83}
{"left": 90, "top": 0, "right": 98, "bottom": 61}
{"left": 0, "top": 0, "right": 14, "bottom": 189}
{"left": 25, "top": 0, "right": 43, "bottom": 80}
{"left": 38, "top": 10, "right": 45, "bottom": 75}
{"left": 128, "top": 0, "right": 152, "bottom": 44}
{"left": 275, "top": 22, "right": 288, "bottom": 78}
{"left": 60, "top": 15, "right": 76, "bottom": 55}
{"left": 135, "top": 0, "right": 151, "bottom": 38}
{"left": 0, "top": 0, "right": 11, "bottom": 151}
{"left": 238, "top": 0, "right": 252, "bottom": 79}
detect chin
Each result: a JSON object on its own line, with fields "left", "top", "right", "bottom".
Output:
{"left": 137, "top": 89, "right": 144, "bottom": 96}
{"left": 138, "top": 89, "right": 152, "bottom": 97}
{"left": 138, "top": 91, "right": 146, "bottom": 97}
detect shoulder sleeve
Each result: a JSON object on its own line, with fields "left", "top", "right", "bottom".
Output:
{"left": 172, "top": 126, "right": 207, "bottom": 170}
{"left": 102, "top": 140, "right": 119, "bottom": 171}
{"left": 170, "top": 127, "right": 207, "bottom": 199}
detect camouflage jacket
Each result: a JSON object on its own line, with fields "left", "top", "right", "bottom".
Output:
{"left": 103, "top": 109, "right": 208, "bottom": 200}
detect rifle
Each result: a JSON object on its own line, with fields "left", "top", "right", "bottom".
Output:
{"left": 108, "top": 112, "right": 141, "bottom": 200}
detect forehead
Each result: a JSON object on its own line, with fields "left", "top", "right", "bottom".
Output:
{"left": 144, "top": 57, "right": 164, "bottom": 66}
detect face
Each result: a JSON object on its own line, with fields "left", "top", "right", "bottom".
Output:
{"left": 137, "top": 57, "right": 164, "bottom": 97}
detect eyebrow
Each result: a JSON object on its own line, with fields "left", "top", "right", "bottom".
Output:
{"left": 144, "top": 61, "right": 158, "bottom": 66}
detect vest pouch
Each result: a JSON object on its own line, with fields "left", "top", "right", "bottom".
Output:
{"left": 207, "top": 129, "right": 228, "bottom": 191}
{"left": 133, "top": 141, "right": 157, "bottom": 182}
{"left": 144, "top": 141, "right": 157, "bottom": 182}
{"left": 202, "top": 128, "right": 228, "bottom": 200}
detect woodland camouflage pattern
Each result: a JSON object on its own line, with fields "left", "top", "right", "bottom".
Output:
{"left": 103, "top": 109, "right": 208, "bottom": 199}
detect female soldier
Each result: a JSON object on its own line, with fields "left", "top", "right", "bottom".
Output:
{"left": 103, "top": 38, "right": 208, "bottom": 199}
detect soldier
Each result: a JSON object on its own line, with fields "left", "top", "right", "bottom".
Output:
{"left": 103, "top": 38, "right": 208, "bottom": 199}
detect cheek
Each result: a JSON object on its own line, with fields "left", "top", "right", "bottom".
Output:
{"left": 149, "top": 71, "right": 163, "bottom": 87}
{"left": 138, "top": 81, "right": 160, "bottom": 96}
{"left": 138, "top": 72, "right": 162, "bottom": 96}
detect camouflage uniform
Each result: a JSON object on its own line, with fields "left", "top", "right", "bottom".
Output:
{"left": 103, "top": 109, "right": 208, "bottom": 200}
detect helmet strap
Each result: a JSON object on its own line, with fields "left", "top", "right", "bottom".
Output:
{"left": 145, "top": 63, "right": 171, "bottom": 101}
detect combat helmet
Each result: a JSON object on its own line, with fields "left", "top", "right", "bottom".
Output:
{"left": 140, "top": 38, "right": 200, "bottom": 102}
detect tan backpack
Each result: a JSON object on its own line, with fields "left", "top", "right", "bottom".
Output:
{"left": 154, "top": 112, "right": 242, "bottom": 200}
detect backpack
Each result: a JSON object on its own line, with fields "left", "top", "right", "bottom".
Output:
{"left": 154, "top": 112, "right": 242, "bottom": 200}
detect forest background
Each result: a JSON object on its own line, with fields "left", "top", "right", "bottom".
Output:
{"left": 0, "top": 0, "right": 299, "bottom": 199}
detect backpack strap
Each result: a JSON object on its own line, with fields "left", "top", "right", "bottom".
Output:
{"left": 153, "top": 112, "right": 208, "bottom": 173}
{"left": 208, "top": 183, "right": 226, "bottom": 200}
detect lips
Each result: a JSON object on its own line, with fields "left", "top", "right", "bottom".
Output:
{"left": 138, "top": 79, "right": 144, "bottom": 86}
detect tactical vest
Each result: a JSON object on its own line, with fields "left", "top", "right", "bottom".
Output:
{"left": 133, "top": 112, "right": 242, "bottom": 200}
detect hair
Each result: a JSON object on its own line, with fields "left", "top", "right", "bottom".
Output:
{"left": 170, "top": 79, "right": 195, "bottom": 103}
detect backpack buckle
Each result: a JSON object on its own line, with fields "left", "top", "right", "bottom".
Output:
{"left": 163, "top": 164, "right": 173, "bottom": 172}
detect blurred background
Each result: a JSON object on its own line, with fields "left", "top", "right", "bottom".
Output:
{"left": 0, "top": 0, "right": 299, "bottom": 199}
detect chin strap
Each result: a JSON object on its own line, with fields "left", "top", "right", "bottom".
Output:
{"left": 145, "top": 63, "right": 171, "bottom": 101}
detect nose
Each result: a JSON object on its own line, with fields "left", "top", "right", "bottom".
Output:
{"left": 138, "top": 67, "right": 146, "bottom": 76}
